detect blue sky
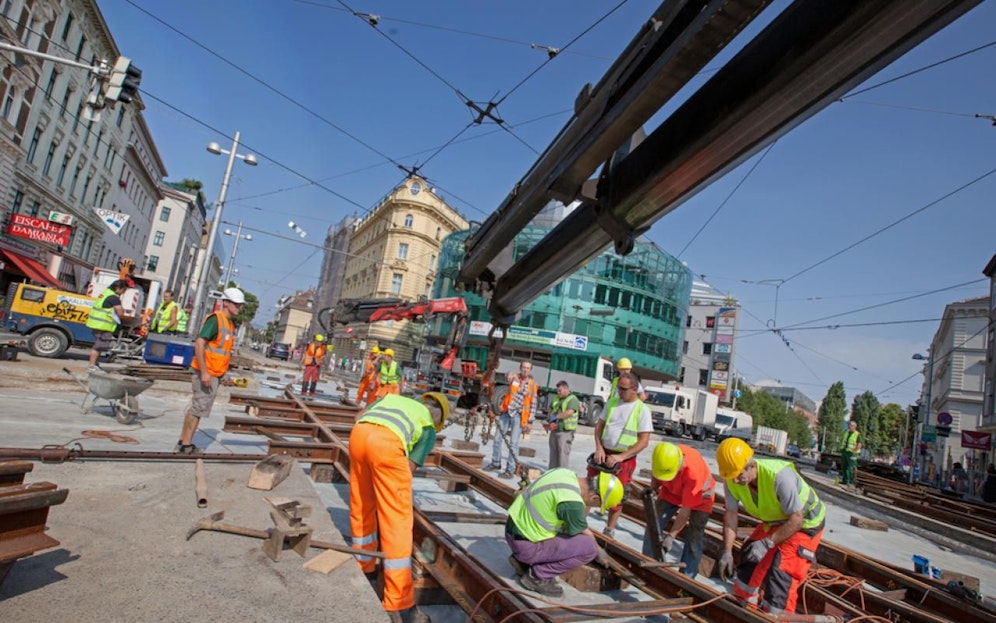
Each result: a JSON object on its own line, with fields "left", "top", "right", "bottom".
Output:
{"left": 96, "top": 1, "right": 996, "bottom": 409}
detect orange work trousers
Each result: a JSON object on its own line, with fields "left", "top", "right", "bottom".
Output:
{"left": 732, "top": 523, "right": 823, "bottom": 613}
{"left": 376, "top": 382, "right": 400, "bottom": 399}
{"left": 349, "top": 422, "right": 414, "bottom": 613}
{"left": 357, "top": 373, "right": 379, "bottom": 406}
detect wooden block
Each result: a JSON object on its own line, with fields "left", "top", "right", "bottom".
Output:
{"left": 248, "top": 455, "right": 296, "bottom": 491}
{"left": 561, "top": 563, "right": 622, "bottom": 592}
{"left": 303, "top": 549, "right": 352, "bottom": 574}
{"left": 517, "top": 448, "right": 536, "bottom": 458}
{"left": 525, "top": 467, "right": 543, "bottom": 482}
{"left": 436, "top": 479, "right": 469, "bottom": 493}
{"left": 940, "top": 570, "right": 980, "bottom": 593}
{"left": 310, "top": 464, "right": 337, "bottom": 483}
{"left": 849, "top": 515, "right": 888, "bottom": 531}
{"left": 449, "top": 439, "right": 480, "bottom": 451}
{"left": 638, "top": 468, "right": 653, "bottom": 479}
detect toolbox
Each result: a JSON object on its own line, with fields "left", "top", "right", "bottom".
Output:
{"left": 143, "top": 333, "right": 195, "bottom": 367}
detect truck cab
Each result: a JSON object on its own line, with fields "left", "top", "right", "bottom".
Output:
{"left": 644, "top": 384, "right": 718, "bottom": 440}
{"left": 712, "top": 407, "right": 753, "bottom": 442}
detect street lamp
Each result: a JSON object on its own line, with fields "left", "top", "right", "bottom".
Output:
{"left": 190, "top": 131, "right": 257, "bottom": 330}
{"left": 911, "top": 351, "right": 934, "bottom": 484}
{"left": 223, "top": 221, "right": 252, "bottom": 287}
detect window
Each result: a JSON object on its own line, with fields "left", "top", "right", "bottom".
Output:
{"left": 116, "top": 107, "right": 124, "bottom": 127}
{"left": 152, "top": 231, "right": 165, "bottom": 246}
{"left": 69, "top": 164, "right": 81, "bottom": 196}
{"left": 94, "top": 130, "right": 102, "bottom": 154}
{"left": 61, "top": 13, "right": 74, "bottom": 41}
{"left": 698, "top": 369, "right": 709, "bottom": 385}
{"left": 74, "top": 34, "right": 86, "bottom": 62}
{"left": 44, "top": 70, "right": 57, "bottom": 101}
{"left": 705, "top": 316, "right": 715, "bottom": 328}
{"left": 59, "top": 85, "right": 71, "bottom": 118}
{"left": 680, "top": 367, "right": 686, "bottom": 383}
{"left": 2, "top": 85, "right": 15, "bottom": 120}
{"left": 147, "top": 255, "right": 159, "bottom": 271}
{"left": 403, "top": 214, "right": 413, "bottom": 228}
{"left": 56, "top": 153, "right": 70, "bottom": 186}
{"left": 41, "top": 141, "right": 57, "bottom": 176}
{"left": 435, "top": 226, "right": 441, "bottom": 240}
{"left": 11, "top": 190, "right": 23, "bottom": 213}
{"left": 26, "top": 128, "right": 41, "bottom": 163}
{"left": 682, "top": 341, "right": 688, "bottom": 354}
{"left": 28, "top": 200, "right": 40, "bottom": 217}
{"left": 397, "top": 242, "right": 408, "bottom": 260}
{"left": 703, "top": 342, "right": 712, "bottom": 355}
{"left": 390, "top": 273, "right": 403, "bottom": 294}
{"left": 686, "top": 315, "right": 692, "bottom": 328}
{"left": 159, "top": 206, "right": 171, "bottom": 222}
{"left": 81, "top": 175, "right": 92, "bottom": 203}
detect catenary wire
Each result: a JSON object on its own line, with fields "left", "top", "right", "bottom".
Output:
{"left": 841, "top": 99, "right": 981, "bottom": 119}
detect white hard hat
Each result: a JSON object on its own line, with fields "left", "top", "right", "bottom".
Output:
{"left": 222, "top": 287, "right": 246, "bottom": 304}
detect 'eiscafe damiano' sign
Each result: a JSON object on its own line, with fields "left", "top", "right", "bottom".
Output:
{"left": 7, "top": 213, "right": 72, "bottom": 246}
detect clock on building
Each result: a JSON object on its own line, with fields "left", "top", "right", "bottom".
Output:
{"left": 410, "top": 182, "right": 422, "bottom": 196}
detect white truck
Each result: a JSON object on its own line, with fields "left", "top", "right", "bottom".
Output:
{"left": 712, "top": 407, "right": 753, "bottom": 442}
{"left": 645, "top": 385, "right": 719, "bottom": 441}
{"left": 754, "top": 425, "right": 789, "bottom": 456}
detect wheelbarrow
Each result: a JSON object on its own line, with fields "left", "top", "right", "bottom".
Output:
{"left": 63, "top": 367, "right": 154, "bottom": 425}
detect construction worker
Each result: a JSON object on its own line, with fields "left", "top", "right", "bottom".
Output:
{"left": 591, "top": 371, "right": 652, "bottom": 538}
{"left": 485, "top": 360, "right": 538, "bottom": 479}
{"left": 610, "top": 357, "right": 648, "bottom": 401}
{"left": 150, "top": 289, "right": 179, "bottom": 334}
{"left": 176, "top": 302, "right": 192, "bottom": 335}
{"left": 300, "top": 334, "right": 328, "bottom": 397}
{"left": 376, "top": 348, "right": 402, "bottom": 397}
{"left": 356, "top": 346, "right": 381, "bottom": 405}
{"left": 85, "top": 279, "right": 130, "bottom": 372}
{"left": 716, "top": 437, "right": 826, "bottom": 614}
{"left": 840, "top": 420, "right": 862, "bottom": 486}
{"left": 642, "top": 442, "right": 715, "bottom": 578}
{"left": 506, "top": 469, "right": 622, "bottom": 598}
{"left": 349, "top": 392, "right": 449, "bottom": 623}
{"left": 546, "top": 380, "right": 579, "bottom": 469}
{"left": 175, "top": 287, "right": 244, "bottom": 454}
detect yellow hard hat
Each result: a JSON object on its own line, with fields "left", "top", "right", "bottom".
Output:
{"left": 597, "top": 472, "right": 624, "bottom": 513}
{"left": 421, "top": 392, "right": 450, "bottom": 432}
{"left": 371, "top": 346, "right": 381, "bottom": 355}
{"left": 652, "top": 442, "right": 683, "bottom": 482}
{"left": 616, "top": 357, "right": 632, "bottom": 370}
{"left": 314, "top": 334, "right": 325, "bottom": 342}
{"left": 717, "top": 437, "right": 754, "bottom": 480}
{"left": 383, "top": 348, "right": 395, "bottom": 357}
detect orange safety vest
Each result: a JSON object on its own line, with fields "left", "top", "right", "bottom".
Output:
{"left": 364, "top": 353, "right": 378, "bottom": 376}
{"left": 501, "top": 376, "right": 538, "bottom": 419}
{"left": 655, "top": 444, "right": 716, "bottom": 513}
{"left": 191, "top": 312, "right": 235, "bottom": 378}
{"left": 303, "top": 342, "right": 327, "bottom": 366}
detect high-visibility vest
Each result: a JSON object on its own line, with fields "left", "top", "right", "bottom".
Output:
{"left": 379, "top": 360, "right": 400, "bottom": 384}
{"left": 85, "top": 288, "right": 119, "bottom": 332}
{"left": 303, "top": 342, "right": 327, "bottom": 366}
{"left": 601, "top": 397, "right": 645, "bottom": 451}
{"left": 364, "top": 354, "right": 378, "bottom": 375}
{"left": 508, "top": 468, "right": 584, "bottom": 542}
{"left": 727, "top": 458, "right": 825, "bottom": 530}
{"left": 551, "top": 394, "right": 579, "bottom": 431}
{"left": 842, "top": 430, "right": 861, "bottom": 453}
{"left": 656, "top": 444, "right": 715, "bottom": 512}
{"left": 151, "top": 300, "right": 177, "bottom": 333}
{"left": 176, "top": 309, "right": 189, "bottom": 333}
{"left": 501, "top": 377, "right": 538, "bottom": 417}
{"left": 191, "top": 312, "right": 235, "bottom": 378}
{"left": 357, "top": 394, "right": 433, "bottom": 455}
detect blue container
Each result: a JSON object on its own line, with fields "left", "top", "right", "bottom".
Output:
{"left": 143, "top": 333, "right": 195, "bottom": 367}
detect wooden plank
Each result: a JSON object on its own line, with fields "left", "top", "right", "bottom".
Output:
{"left": 850, "top": 515, "right": 889, "bottom": 531}
{"left": 248, "top": 455, "right": 296, "bottom": 491}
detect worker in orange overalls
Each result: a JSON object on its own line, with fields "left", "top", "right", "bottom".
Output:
{"left": 375, "top": 348, "right": 402, "bottom": 398}
{"left": 350, "top": 392, "right": 449, "bottom": 623}
{"left": 300, "top": 334, "right": 328, "bottom": 397}
{"left": 356, "top": 346, "right": 381, "bottom": 406}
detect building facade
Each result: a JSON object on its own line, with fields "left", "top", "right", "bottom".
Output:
{"left": 334, "top": 177, "right": 467, "bottom": 360}
{"left": 982, "top": 255, "right": 996, "bottom": 454}
{"left": 311, "top": 214, "right": 355, "bottom": 334}
{"left": 274, "top": 289, "right": 314, "bottom": 348}
{"left": 143, "top": 182, "right": 206, "bottom": 306}
{"left": 754, "top": 383, "right": 818, "bottom": 424}
{"left": 680, "top": 281, "right": 740, "bottom": 402}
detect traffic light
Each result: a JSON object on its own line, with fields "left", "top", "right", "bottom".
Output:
{"left": 907, "top": 404, "right": 920, "bottom": 422}
{"left": 105, "top": 56, "right": 142, "bottom": 105}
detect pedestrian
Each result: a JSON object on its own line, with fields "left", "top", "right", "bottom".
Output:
{"left": 485, "top": 360, "right": 539, "bottom": 479}
{"left": 356, "top": 347, "right": 381, "bottom": 405}
{"left": 641, "top": 442, "right": 715, "bottom": 578}
{"left": 591, "top": 371, "right": 652, "bottom": 538}
{"left": 150, "top": 289, "right": 179, "bottom": 334}
{"left": 546, "top": 380, "right": 579, "bottom": 469}
{"left": 715, "top": 438, "right": 826, "bottom": 614}
{"left": 983, "top": 464, "right": 996, "bottom": 503}
{"left": 300, "top": 334, "right": 328, "bottom": 396}
{"left": 840, "top": 420, "right": 862, "bottom": 486}
{"left": 176, "top": 302, "right": 193, "bottom": 335}
{"left": 85, "top": 279, "right": 130, "bottom": 372}
{"left": 506, "top": 469, "right": 622, "bottom": 598}
{"left": 610, "top": 357, "right": 648, "bottom": 401}
{"left": 376, "top": 348, "right": 402, "bottom": 397}
{"left": 174, "top": 287, "right": 243, "bottom": 454}
{"left": 349, "top": 392, "right": 449, "bottom": 623}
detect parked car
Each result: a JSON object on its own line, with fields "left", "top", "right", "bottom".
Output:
{"left": 266, "top": 342, "right": 291, "bottom": 360}
{"left": 786, "top": 444, "right": 802, "bottom": 458}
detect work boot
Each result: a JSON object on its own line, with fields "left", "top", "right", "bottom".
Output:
{"left": 484, "top": 463, "right": 502, "bottom": 472}
{"left": 387, "top": 606, "right": 431, "bottom": 623}
{"left": 499, "top": 470, "right": 515, "bottom": 480}
{"left": 518, "top": 570, "right": 564, "bottom": 598}
{"left": 603, "top": 527, "right": 615, "bottom": 539}
{"left": 508, "top": 555, "right": 529, "bottom": 577}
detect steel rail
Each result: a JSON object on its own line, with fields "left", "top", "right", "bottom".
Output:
{"left": 0, "top": 447, "right": 265, "bottom": 463}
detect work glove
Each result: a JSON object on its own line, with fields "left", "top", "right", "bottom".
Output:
{"left": 660, "top": 533, "right": 675, "bottom": 555}
{"left": 717, "top": 551, "right": 735, "bottom": 581}
{"left": 742, "top": 538, "right": 774, "bottom": 564}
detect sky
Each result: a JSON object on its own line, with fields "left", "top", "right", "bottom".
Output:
{"left": 95, "top": 0, "right": 996, "bottom": 410}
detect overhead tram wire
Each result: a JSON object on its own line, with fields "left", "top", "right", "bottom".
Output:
{"left": 841, "top": 100, "right": 981, "bottom": 119}
{"left": 736, "top": 317, "right": 973, "bottom": 338}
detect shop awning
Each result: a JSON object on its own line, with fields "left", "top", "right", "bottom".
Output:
{"left": 0, "top": 249, "right": 62, "bottom": 288}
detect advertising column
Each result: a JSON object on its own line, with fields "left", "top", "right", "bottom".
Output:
{"left": 709, "top": 307, "right": 738, "bottom": 402}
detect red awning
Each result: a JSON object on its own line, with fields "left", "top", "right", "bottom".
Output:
{"left": 0, "top": 249, "right": 62, "bottom": 288}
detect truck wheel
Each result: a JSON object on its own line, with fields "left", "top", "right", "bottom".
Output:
{"left": 28, "top": 328, "right": 69, "bottom": 358}
{"left": 696, "top": 427, "right": 707, "bottom": 442}
{"left": 585, "top": 402, "right": 603, "bottom": 426}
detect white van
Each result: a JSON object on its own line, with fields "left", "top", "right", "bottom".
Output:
{"left": 712, "top": 407, "right": 753, "bottom": 442}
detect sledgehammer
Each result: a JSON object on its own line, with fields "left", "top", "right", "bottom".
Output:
{"left": 186, "top": 511, "right": 385, "bottom": 558}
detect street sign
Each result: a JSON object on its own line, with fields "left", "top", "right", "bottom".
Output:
{"left": 935, "top": 426, "right": 951, "bottom": 438}
{"left": 922, "top": 425, "right": 937, "bottom": 442}
{"left": 937, "top": 412, "right": 953, "bottom": 426}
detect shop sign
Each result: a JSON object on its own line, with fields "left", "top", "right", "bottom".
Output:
{"left": 7, "top": 214, "right": 72, "bottom": 246}
{"left": 48, "top": 210, "right": 74, "bottom": 225}
{"left": 961, "top": 430, "right": 991, "bottom": 450}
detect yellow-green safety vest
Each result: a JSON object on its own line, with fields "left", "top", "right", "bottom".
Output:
{"left": 601, "top": 397, "right": 645, "bottom": 451}
{"left": 357, "top": 394, "right": 433, "bottom": 455}
{"left": 379, "top": 360, "right": 400, "bottom": 384}
{"left": 551, "top": 394, "right": 579, "bottom": 431}
{"left": 726, "top": 458, "right": 825, "bottom": 531}
{"left": 85, "top": 288, "right": 119, "bottom": 332}
{"left": 842, "top": 430, "right": 860, "bottom": 453}
{"left": 152, "top": 300, "right": 177, "bottom": 332}
{"left": 508, "top": 468, "right": 584, "bottom": 542}
{"left": 176, "top": 308, "right": 189, "bottom": 333}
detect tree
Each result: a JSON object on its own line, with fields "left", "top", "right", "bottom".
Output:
{"left": 877, "top": 403, "right": 905, "bottom": 459}
{"left": 818, "top": 382, "right": 847, "bottom": 453}
{"left": 850, "top": 390, "right": 881, "bottom": 456}
{"left": 734, "top": 385, "right": 813, "bottom": 446}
